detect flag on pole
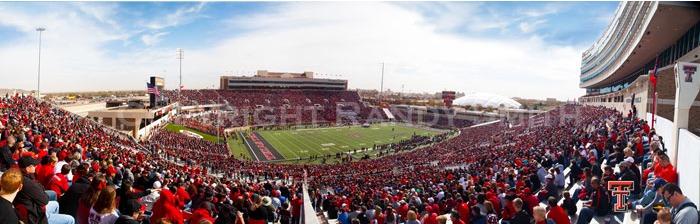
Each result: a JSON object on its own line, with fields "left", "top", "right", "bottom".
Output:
{"left": 147, "top": 83, "right": 160, "bottom": 96}
{"left": 650, "top": 55, "right": 659, "bottom": 87}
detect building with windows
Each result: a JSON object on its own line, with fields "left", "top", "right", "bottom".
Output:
{"left": 579, "top": 1, "right": 700, "bottom": 135}
{"left": 220, "top": 70, "right": 348, "bottom": 90}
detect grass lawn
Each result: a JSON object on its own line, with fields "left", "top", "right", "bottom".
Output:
{"left": 228, "top": 137, "right": 252, "bottom": 160}
{"left": 163, "top": 123, "right": 252, "bottom": 159}
{"left": 256, "top": 123, "right": 439, "bottom": 160}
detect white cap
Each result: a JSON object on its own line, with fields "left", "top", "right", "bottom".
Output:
{"left": 153, "top": 181, "right": 162, "bottom": 189}
{"left": 624, "top": 157, "right": 634, "bottom": 164}
{"left": 545, "top": 174, "right": 553, "bottom": 179}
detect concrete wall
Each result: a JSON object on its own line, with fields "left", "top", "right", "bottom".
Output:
{"left": 644, "top": 112, "right": 699, "bottom": 206}
{"left": 677, "top": 129, "right": 700, "bottom": 206}
{"left": 581, "top": 75, "right": 651, "bottom": 120}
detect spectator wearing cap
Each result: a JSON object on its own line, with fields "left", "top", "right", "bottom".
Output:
{"left": 637, "top": 178, "right": 669, "bottom": 224}
{"left": 14, "top": 155, "right": 50, "bottom": 224}
{"left": 662, "top": 183, "right": 698, "bottom": 224}
{"left": 521, "top": 188, "right": 538, "bottom": 216}
{"left": 141, "top": 181, "right": 162, "bottom": 211}
{"left": 338, "top": 205, "right": 350, "bottom": 224}
{"left": 115, "top": 199, "right": 141, "bottom": 224}
{"left": 397, "top": 200, "right": 409, "bottom": 223}
{"left": 539, "top": 174, "right": 558, "bottom": 202}
{"left": 262, "top": 196, "right": 277, "bottom": 223}
{"left": 248, "top": 193, "right": 268, "bottom": 224}
{"left": 1, "top": 168, "right": 24, "bottom": 224}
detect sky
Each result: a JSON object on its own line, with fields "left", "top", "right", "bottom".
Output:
{"left": 0, "top": 1, "right": 619, "bottom": 100}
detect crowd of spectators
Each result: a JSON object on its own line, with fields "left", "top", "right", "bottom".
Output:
{"left": 0, "top": 92, "right": 695, "bottom": 224}
{"left": 167, "top": 90, "right": 384, "bottom": 128}
{"left": 0, "top": 95, "right": 308, "bottom": 224}
{"left": 305, "top": 104, "right": 691, "bottom": 224}
{"left": 389, "top": 107, "right": 475, "bottom": 129}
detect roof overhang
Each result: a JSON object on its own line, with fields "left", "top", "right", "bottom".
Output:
{"left": 582, "top": 2, "right": 700, "bottom": 88}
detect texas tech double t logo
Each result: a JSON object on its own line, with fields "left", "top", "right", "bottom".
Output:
{"left": 608, "top": 181, "right": 634, "bottom": 212}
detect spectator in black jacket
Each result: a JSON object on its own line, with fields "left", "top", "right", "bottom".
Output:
{"left": 511, "top": 198, "right": 530, "bottom": 224}
{"left": 576, "top": 178, "right": 610, "bottom": 224}
{"left": 14, "top": 156, "right": 49, "bottom": 224}
{"left": 115, "top": 199, "right": 142, "bottom": 224}
{"left": 58, "top": 173, "right": 93, "bottom": 219}
{"left": 0, "top": 136, "right": 16, "bottom": 171}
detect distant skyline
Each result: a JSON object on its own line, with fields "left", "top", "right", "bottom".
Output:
{"left": 0, "top": 1, "right": 619, "bottom": 100}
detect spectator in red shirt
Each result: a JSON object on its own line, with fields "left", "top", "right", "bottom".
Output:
{"left": 654, "top": 154, "right": 678, "bottom": 184}
{"left": 37, "top": 155, "right": 57, "bottom": 188}
{"left": 450, "top": 210, "right": 466, "bottom": 224}
{"left": 48, "top": 164, "right": 70, "bottom": 200}
{"left": 456, "top": 197, "right": 471, "bottom": 224}
{"left": 290, "top": 193, "right": 303, "bottom": 224}
{"left": 545, "top": 197, "right": 569, "bottom": 224}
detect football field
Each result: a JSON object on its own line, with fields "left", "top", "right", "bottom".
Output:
{"left": 253, "top": 123, "right": 440, "bottom": 160}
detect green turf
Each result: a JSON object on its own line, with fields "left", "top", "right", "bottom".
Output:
{"left": 163, "top": 124, "right": 253, "bottom": 160}
{"left": 228, "top": 137, "right": 253, "bottom": 161}
{"left": 256, "top": 123, "right": 439, "bottom": 160}
{"left": 163, "top": 123, "right": 225, "bottom": 143}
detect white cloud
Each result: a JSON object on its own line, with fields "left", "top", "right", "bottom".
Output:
{"left": 519, "top": 19, "right": 547, "bottom": 33}
{"left": 141, "top": 32, "right": 169, "bottom": 46}
{"left": 0, "top": 2, "right": 591, "bottom": 100}
{"left": 143, "top": 2, "right": 207, "bottom": 30}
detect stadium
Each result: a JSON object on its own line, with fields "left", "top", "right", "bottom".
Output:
{"left": 1, "top": 1, "right": 699, "bottom": 224}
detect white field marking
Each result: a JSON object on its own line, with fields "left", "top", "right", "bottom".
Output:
{"left": 321, "top": 148, "right": 330, "bottom": 151}
{"left": 321, "top": 143, "right": 335, "bottom": 147}
{"left": 375, "top": 141, "right": 382, "bottom": 143}
{"left": 300, "top": 150, "right": 309, "bottom": 153}
{"left": 341, "top": 146, "right": 349, "bottom": 148}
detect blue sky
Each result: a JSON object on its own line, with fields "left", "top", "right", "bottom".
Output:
{"left": 0, "top": 1, "right": 619, "bottom": 100}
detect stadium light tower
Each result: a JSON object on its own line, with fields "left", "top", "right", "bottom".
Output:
{"left": 380, "top": 62, "right": 385, "bottom": 102}
{"left": 176, "top": 48, "right": 184, "bottom": 100}
{"left": 36, "top": 27, "right": 46, "bottom": 98}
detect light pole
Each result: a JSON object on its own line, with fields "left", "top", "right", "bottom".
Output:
{"left": 36, "top": 27, "right": 45, "bottom": 98}
{"left": 176, "top": 49, "right": 184, "bottom": 101}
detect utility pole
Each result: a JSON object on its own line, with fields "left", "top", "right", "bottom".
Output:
{"left": 380, "top": 62, "right": 384, "bottom": 102}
